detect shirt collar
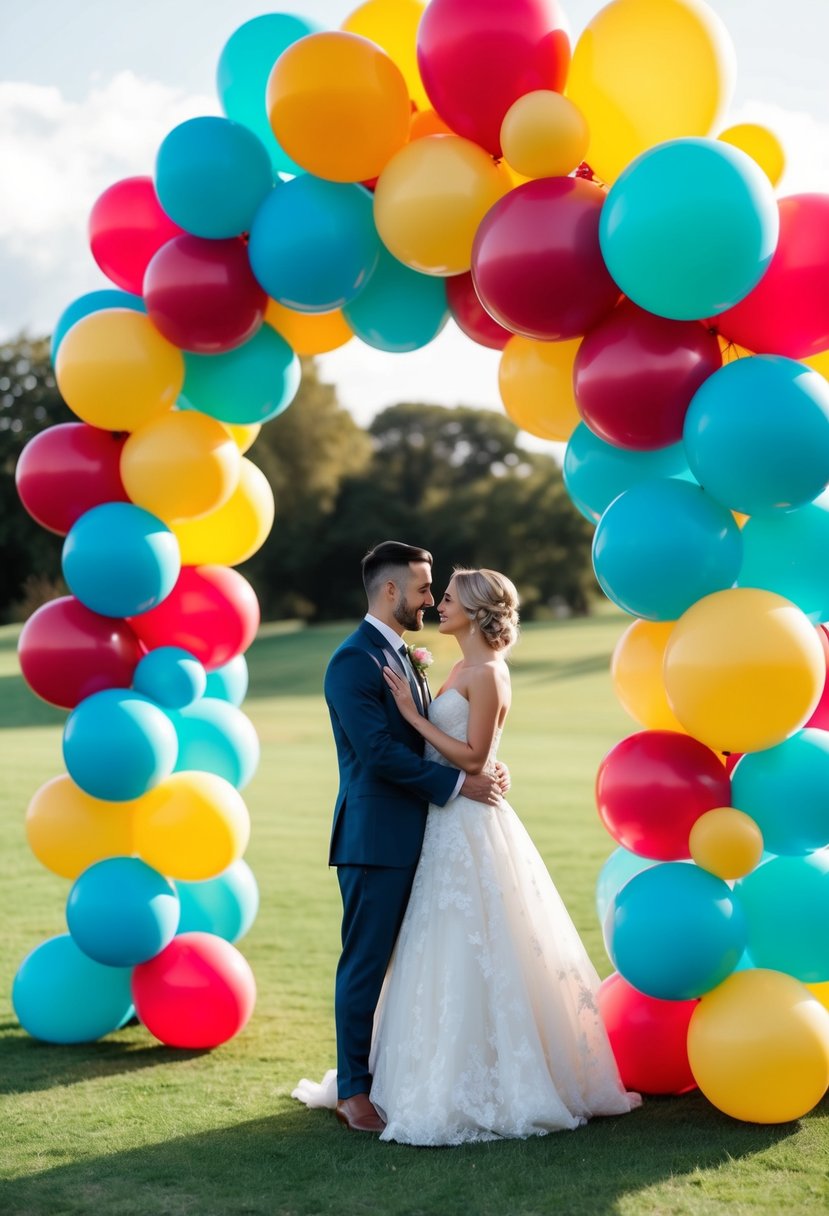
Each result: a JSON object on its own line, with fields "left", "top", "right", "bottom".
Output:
{"left": 364, "top": 613, "right": 407, "bottom": 655}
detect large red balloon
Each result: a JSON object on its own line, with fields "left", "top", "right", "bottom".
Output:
{"left": 89, "top": 177, "right": 184, "bottom": 295}
{"left": 15, "top": 423, "right": 128, "bottom": 536}
{"left": 417, "top": 0, "right": 570, "bottom": 156}
{"left": 445, "top": 271, "right": 512, "bottom": 349}
{"left": 128, "top": 566, "right": 260, "bottom": 670}
{"left": 715, "top": 195, "right": 829, "bottom": 359}
{"left": 143, "top": 236, "right": 267, "bottom": 354}
{"left": 598, "top": 972, "right": 698, "bottom": 1095}
{"left": 596, "top": 730, "right": 731, "bottom": 860}
{"left": 472, "top": 178, "right": 619, "bottom": 341}
{"left": 574, "top": 301, "right": 722, "bottom": 450}
{"left": 18, "top": 597, "right": 144, "bottom": 709}
{"left": 132, "top": 932, "right": 256, "bottom": 1048}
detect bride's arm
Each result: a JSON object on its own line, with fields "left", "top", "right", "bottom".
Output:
{"left": 383, "top": 665, "right": 504, "bottom": 774}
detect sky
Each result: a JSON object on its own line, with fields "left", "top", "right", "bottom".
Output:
{"left": 3, "top": 0, "right": 829, "bottom": 431}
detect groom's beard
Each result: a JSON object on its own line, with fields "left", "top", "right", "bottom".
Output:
{"left": 393, "top": 597, "right": 425, "bottom": 632}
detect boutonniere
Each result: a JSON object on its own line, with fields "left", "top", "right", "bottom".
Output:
{"left": 407, "top": 645, "right": 433, "bottom": 677}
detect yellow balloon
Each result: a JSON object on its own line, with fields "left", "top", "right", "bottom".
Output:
{"left": 267, "top": 31, "right": 411, "bottom": 183}
{"left": 498, "top": 335, "right": 582, "bottom": 441}
{"left": 717, "top": 334, "right": 754, "bottom": 365}
{"left": 374, "top": 135, "right": 511, "bottom": 276}
{"left": 688, "top": 969, "right": 829, "bottom": 1123}
{"left": 804, "top": 349, "right": 829, "bottom": 381}
{"left": 134, "top": 772, "right": 250, "bottom": 881}
{"left": 265, "top": 299, "right": 352, "bottom": 356}
{"left": 718, "top": 123, "right": 785, "bottom": 187}
{"left": 342, "top": 0, "right": 429, "bottom": 110}
{"left": 689, "top": 807, "right": 764, "bottom": 880}
{"left": 222, "top": 422, "right": 261, "bottom": 454}
{"left": 120, "top": 411, "right": 241, "bottom": 524}
{"left": 55, "top": 309, "right": 183, "bottom": 432}
{"left": 566, "top": 0, "right": 736, "bottom": 184}
{"left": 171, "top": 459, "right": 275, "bottom": 567}
{"left": 25, "top": 775, "right": 136, "bottom": 880}
{"left": 807, "top": 981, "right": 829, "bottom": 1014}
{"left": 664, "top": 588, "right": 824, "bottom": 754}
{"left": 500, "top": 91, "right": 590, "bottom": 180}
{"left": 611, "top": 619, "right": 687, "bottom": 733}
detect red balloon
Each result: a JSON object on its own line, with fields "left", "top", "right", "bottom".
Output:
{"left": 596, "top": 730, "right": 731, "bottom": 860}
{"left": 132, "top": 932, "right": 256, "bottom": 1048}
{"left": 128, "top": 566, "right": 260, "bottom": 670}
{"left": 723, "top": 751, "right": 743, "bottom": 775}
{"left": 89, "top": 177, "right": 184, "bottom": 295}
{"left": 15, "top": 423, "right": 129, "bottom": 536}
{"left": 574, "top": 301, "right": 722, "bottom": 450}
{"left": 472, "top": 178, "right": 619, "bottom": 341}
{"left": 598, "top": 972, "right": 698, "bottom": 1095}
{"left": 143, "top": 236, "right": 267, "bottom": 354}
{"left": 445, "top": 271, "right": 512, "bottom": 349}
{"left": 18, "top": 596, "right": 143, "bottom": 709}
{"left": 805, "top": 624, "right": 829, "bottom": 730}
{"left": 417, "top": 0, "right": 570, "bottom": 156}
{"left": 715, "top": 195, "right": 829, "bottom": 359}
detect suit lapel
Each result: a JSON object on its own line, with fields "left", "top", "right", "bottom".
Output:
{"left": 358, "top": 620, "right": 426, "bottom": 716}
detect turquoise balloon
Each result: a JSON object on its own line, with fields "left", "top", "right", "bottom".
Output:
{"left": 51, "top": 290, "right": 144, "bottom": 363}
{"left": 181, "top": 323, "right": 300, "bottom": 425}
{"left": 248, "top": 177, "right": 380, "bottom": 313}
{"left": 563, "top": 423, "right": 693, "bottom": 524}
{"left": 133, "top": 647, "right": 207, "bottom": 709}
{"left": 67, "top": 858, "right": 180, "bottom": 967}
{"left": 344, "top": 247, "right": 450, "bottom": 352}
{"left": 684, "top": 355, "right": 829, "bottom": 516}
{"left": 599, "top": 138, "right": 778, "bottom": 320}
{"left": 736, "top": 851, "right": 829, "bottom": 982}
{"left": 592, "top": 478, "right": 742, "bottom": 620}
{"left": 738, "top": 496, "right": 829, "bottom": 621}
{"left": 63, "top": 689, "right": 178, "bottom": 802}
{"left": 176, "top": 860, "right": 260, "bottom": 943}
{"left": 169, "top": 697, "right": 260, "bottom": 789}
{"left": 13, "top": 934, "right": 133, "bottom": 1043}
{"left": 205, "top": 655, "right": 249, "bottom": 707}
{"left": 595, "top": 846, "right": 657, "bottom": 927}
{"left": 62, "top": 503, "right": 180, "bottom": 618}
{"left": 732, "top": 730, "right": 829, "bottom": 854}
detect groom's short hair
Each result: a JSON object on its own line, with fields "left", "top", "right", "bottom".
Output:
{"left": 362, "top": 540, "right": 433, "bottom": 600}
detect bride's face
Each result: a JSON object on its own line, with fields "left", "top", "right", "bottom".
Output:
{"left": 436, "top": 579, "right": 468, "bottom": 636}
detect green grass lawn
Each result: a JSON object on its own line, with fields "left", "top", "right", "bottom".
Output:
{"left": 1, "top": 614, "right": 827, "bottom": 1216}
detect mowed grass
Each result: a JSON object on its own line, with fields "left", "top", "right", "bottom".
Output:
{"left": 1, "top": 613, "right": 827, "bottom": 1216}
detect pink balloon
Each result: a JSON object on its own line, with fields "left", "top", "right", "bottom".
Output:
{"left": 445, "top": 271, "right": 512, "bottom": 349}
{"left": 143, "top": 236, "right": 267, "bottom": 354}
{"left": 417, "top": 0, "right": 570, "bottom": 156}
{"left": 715, "top": 195, "right": 829, "bottom": 359}
{"left": 598, "top": 972, "right": 698, "bottom": 1095}
{"left": 805, "top": 625, "right": 829, "bottom": 730}
{"left": 574, "top": 301, "right": 723, "bottom": 450}
{"left": 89, "top": 177, "right": 184, "bottom": 295}
{"left": 15, "top": 423, "right": 129, "bottom": 536}
{"left": 472, "top": 178, "right": 620, "bottom": 341}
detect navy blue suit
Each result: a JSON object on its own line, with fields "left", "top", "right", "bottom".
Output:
{"left": 324, "top": 619, "right": 461, "bottom": 1098}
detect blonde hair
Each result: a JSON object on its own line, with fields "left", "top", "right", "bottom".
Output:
{"left": 452, "top": 568, "right": 520, "bottom": 652}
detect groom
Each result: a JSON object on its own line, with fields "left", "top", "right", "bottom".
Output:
{"left": 324, "top": 540, "right": 506, "bottom": 1133}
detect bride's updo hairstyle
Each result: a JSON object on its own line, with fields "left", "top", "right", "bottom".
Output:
{"left": 453, "top": 568, "right": 520, "bottom": 652}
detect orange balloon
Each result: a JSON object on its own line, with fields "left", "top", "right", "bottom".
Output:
{"left": 170, "top": 458, "right": 275, "bottom": 567}
{"left": 25, "top": 775, "right": 136, "bottom": 880}
{"left": 120, "top": 411, "right": 241, "bottom": 523}
{"left": 409, "top": 109, "right": 455, "bottom": 141}
{"left": 611, "top": 618, "right": 687, "bottom": 733}
{"left": 265, "top": 299, "right": 352, "bottom": 356}
{"left": 498, "top": 335, "right": 581, "bottom": 441}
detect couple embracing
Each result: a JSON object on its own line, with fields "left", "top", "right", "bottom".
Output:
{"left": 294, "top": 541, "right": 639, "bottom": 1146}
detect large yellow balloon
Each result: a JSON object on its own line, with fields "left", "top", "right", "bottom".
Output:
{"left": 374, "top": 136, "right": 511, "bottom": 276}
{"left": 500, "top": 91, "right": 590, "bottom": 180}
{"left": 134, "top": 772, "right": 250, "bottom": 881}
{"left": 25, "top": 775, "right": 136, "bottom": 880}
{"left": 120, "top": 410, "right": 241, "bottom": 524}
{"left": 688, "top": 970, "right": 829, "bottom": 1123}
{"left": 265, "top": 299, "right": 352, "bottom": 356}
{"left": 611, "top": 619, "right": 687, "bottom": 733}
{"left": 664, "top": 589, "right": 824, "bottom": 754}
{"left": 55, "top": 309, "right": 183, "bottom": 432}
{"left": 342, "top": 0, "right": 429, "bottom": 111}
{"left": 718, "top": 123, "right": 785, "bottom": 187}
{"left": 267, "top": 31, "right": 411, "bottom": 183}
{"left": 689, "top": 807, "right": 764, "bottom": 880}
{"left": 566, "top": 0, "right": 736, "bottom": 184}
{"left": 498, "top": 336, "right": 582, "bottom": 441}
{"left": 171, "top": 459, "right": 275, "bottom": 567}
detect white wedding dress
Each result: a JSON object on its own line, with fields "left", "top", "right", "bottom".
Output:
{"left": 294, "top": 689, "right": 639, "bottom": 1145}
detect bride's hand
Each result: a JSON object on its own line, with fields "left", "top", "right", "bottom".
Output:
{"left": 383, "top": 666, "right": 420, "bottom": 723}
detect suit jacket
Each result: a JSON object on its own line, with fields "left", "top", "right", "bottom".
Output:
{"left": 324, "top": 619, "right": 461, "bottom": 867}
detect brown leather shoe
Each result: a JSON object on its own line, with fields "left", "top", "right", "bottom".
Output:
{"left": 335, "top": 1093, "right": 386, "bottom": 1133}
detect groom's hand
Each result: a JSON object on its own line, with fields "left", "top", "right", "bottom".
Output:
{"left": 493, "top": 761, "right": 511, "bottom": 795}
{"left": 460, "top": 771, "right": 503, "bottom": 806}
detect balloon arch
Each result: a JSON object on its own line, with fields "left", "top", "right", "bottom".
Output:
{"left": 12, "top": 0, "right": 829, "bottom": 1121}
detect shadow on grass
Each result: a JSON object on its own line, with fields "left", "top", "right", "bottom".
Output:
{"left": 0, "top": 675, "right": 66, "bottom": 730}
{"left": 0, "top": 1030, "right": 208, "bottom": 1095}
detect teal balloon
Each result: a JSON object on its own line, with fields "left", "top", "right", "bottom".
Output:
{"left": 62, "top": 503, "right": 180, "bottom": 618}
{"left": 205, "top": 655, "right": 249, "bottom": 707}
{"left": 13, "top": 934, "right": 133, "bottom": 1043}
{"left": 63, "top": 689, "right": 178, "bottom": 802}
{"left": 133, "top": 647, "right": 207, "bottom": 709}
{"left": 683, "top": 355, "right": 829, "bottom": 516}
{"left": 169, "top": 697, "right": 260, "bottom": 789}
{"left": 67, "top": 858, "right": 180, "bottom": 967}
{"left": 51, "top": 290, "right": 144, "bottom": 363}
{"left": 605, "top": 862, "right": 746, "bottom": 1000}
{"left": 592, "top": 478, "right": 742, "bottom": 620}
{"left": 738, "top": 497, "right": 829, "bottom": 621}
{"left": 344, "top": 247, "right": 450, "bottom": 352}
{"left": 563, "top": 423, "right": 693, "bottom": 524}
{"left": 599, "top": 138, "right": 778, "bottom": 320}
{"left": 181, "top": 323, "right": 300, "bottom": 425}
{"left": 216, "top": 14, "right": 321, "bottom": 176}
{"left": 736, "top": 851, "right": 829, "bottom": 982}
{"left": 176, "top": 860, "right": 260, "bottom": 943}
{"left": 595, "top": 846, "right": 657, "bottom": 927}
{"left": 732, "top": 730, "right": 829, "bottom": 854}
{"left": 248, "top": 177, "right": 380, "bottom": 313}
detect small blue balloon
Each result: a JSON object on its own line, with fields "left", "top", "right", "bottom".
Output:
{"left": 13, "top": 934, "right": 133, "bottom": 1044}
{"left": 181, "top": 323, "right": 300, "bottom": 425}
{"left": 344, "top": 247, "right": 450, "bottom": 352}
{"left": 684, "top": 355, "right": 829, "bottom": 516}
{"left": 134, "top": 647, "right": 207, "bottom": 709}
{"left": 62, "top": 503, "right": 180, "bottom": 618}
{"left": 169, "top": 698, "right": 260, "bottom": 789}
{"left": 248, "top": 177, "right": 381, "bottom": 313}
{"left": 176, "top": 859, "right": 260, "bottom": 943}
{"left": 732, "top": 730, "right": 829, "bottom": 855}
{"left": 738, "top": 497, "right": 829, "bottom": 623}
{"left": 736, "top": 852, "right": 829, "bottom": 982}
{"left": 595, "top": 846, "right": 657, "bottom": 927}
{"left": 67, "top": 857, "right": 180, "bottom": 967}
{"left": 563, "top": 423, "right": 693, "bottom": 524}
{"left": 63, "top": 689, "right": 178, "bottom": 801}
{"left": 52, "top": 290, "right": 145, "bottom": 363}
{"left": 205, "top": 655, "right": 249, "bottom": 706}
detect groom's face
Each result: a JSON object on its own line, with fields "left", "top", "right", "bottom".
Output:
{"left": 392, "top": 561, "right": 434, "bottom": 632}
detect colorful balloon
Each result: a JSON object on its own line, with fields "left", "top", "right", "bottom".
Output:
{"left": 737, "top": 853, "right": 829, "bottom": 982}
{"left": 181, "top": 324, "right": 300, "bottom": 426}
{"left": 610, "top": 620, "right": 687, "bottom": 734}
{"left": 51, "top": 290, "right": 145, "bottom": 363}
{"left": 689, "top": 808, "right": 764, "bottom": 880}
{"left": 170, "top": 698, "right": 260, "bottom": 789}
{"left": 265, "top": 300, "right": 352, "bottom": 356}
{"left": 67, "top": 857, "right": 180, "bottom": 967}
{"left": 597, "top": 972, "right": 698, "bottom": 1095}
{"left": 445, "top": 272, "right": 511, "bottom": 350}
{"left": 732, "top": 730, "right": 829, "bottom": 855}
{"left": 500, "top": 91, "right": 589, "bottom": 180}
{"left": 498, "top": 336, "right": 581, "bottom": 442}
{"left": 718, "top": 122, "right": 785, "bottom": 186}
{"left": 63, "top": 689, "right": 179, "bottom": 802}
{"left": 170, "top": 458, "right": 274, "bottom": 568}
{"left": 88, "top": 176, "right": 184, "bottom": 294}
{"left": 563, "top": 424, "right": 693, "bottom": 525}
{"left": 15, "top": 423, "right": 128, "bottom": 536}
{"left": 62, "top": 503, "right": 180, "bottom": 618}
{"left": 13, "top": 934, "right": 133, "bottom": 1044}
{"left": 595, "top": 847, "right": 657, "bottom": 927}
{"left": 738, "top": 499, "right": 829, "bottom": 622}
{"left": 344, "top": 246, "right": 450, "bottom": 352}
{"left": 133, "top": 772, "right": 250, "bottom": 881}
{"left": 204, "top": 656, "right": 249, "bottom": 707}
{"left": 176, "top": 860, "right": 260, "bottom": 943}
{"left": 133, "top": 647, "right": 207, "bottom": 710}
{"left": 342, "top": 0, "right": 429, "bottom": 109}
{"left": 25, "top": 775, "right": 136, "bottom": 880}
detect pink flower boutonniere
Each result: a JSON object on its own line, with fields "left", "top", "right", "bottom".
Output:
{"left": 407, "top": 645, "right": 433, "bottom": 677}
